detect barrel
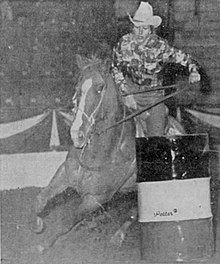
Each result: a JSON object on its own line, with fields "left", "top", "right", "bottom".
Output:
{"left": 136, "top": 134, "right": 214, "bottom": 263}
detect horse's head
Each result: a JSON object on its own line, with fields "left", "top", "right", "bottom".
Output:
{"left": 70, "top": 55, "right": 113, "bottom": 148}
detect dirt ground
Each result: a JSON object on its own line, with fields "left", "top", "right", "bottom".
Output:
{"left": 1, "top": 187, "right": 142, "bottom": 264}
{"left": 1, "top": 148, "right": 220, "bottom": 264}
{"left": 1, "top": 183, "right": 220, "bottom": 264}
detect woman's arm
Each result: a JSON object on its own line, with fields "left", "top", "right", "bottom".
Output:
{"left": 160, "top": 39, "right": 201, "bottom": 83}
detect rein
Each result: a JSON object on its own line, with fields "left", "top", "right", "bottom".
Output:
{"left": 122, "top": 84, "right": 177, "bottom": 96}
{"left": 71, "top": 59, "right": 189, "bottom": 171}
{"left": 73, "top": 104, "right": 127, "bottom": 172}
{"left": 73, "top": 84, "right": 187, "bottom": 171}
{"left": 72, "top": 71, "right": 131, "bottom": 172}
{"left": 98, "top": 84, "right": 189, "bottom": 135}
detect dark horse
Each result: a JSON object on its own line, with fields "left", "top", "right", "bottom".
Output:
{"left": 31, "top": 55, "right": 187, "bottom": 252}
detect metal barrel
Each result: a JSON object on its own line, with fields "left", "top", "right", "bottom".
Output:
{"left": 136, "top": 134, "right": 214, "bottom": 263}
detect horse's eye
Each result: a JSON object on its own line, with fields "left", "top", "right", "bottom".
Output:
{"left": 97, "top": 84, "right": 104, "bottom": 94}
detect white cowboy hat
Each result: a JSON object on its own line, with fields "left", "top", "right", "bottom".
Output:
{"left": 129, "top": 2, "right": 162, "bottom": 28}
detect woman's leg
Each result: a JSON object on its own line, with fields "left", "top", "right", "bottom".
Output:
{"left": 135, "top": 90, "right": 167, "bottom": 137}
{"left": 145, "top": 102, "right": 167, "bottom": 136}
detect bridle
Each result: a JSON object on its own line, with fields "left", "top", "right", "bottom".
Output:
{"left": 72, "top": 71, "right": 109, "bottom": 171}
{"left": 98, "top": 84, "right": 190, "bottom": 135}
{"left": 81, "top": 81, "right": 107, "bottom": 146}
{"left": 72, "top": 70, "right": 128, "bottom": 172}
{"left": 72, "top": 67, "right": 189, "bottom": 171}
{"left": 72, "top": 103, "right": 127, "bottom": 173}
{"left": 121, "top": 84, "right": 177, "bottom": 97}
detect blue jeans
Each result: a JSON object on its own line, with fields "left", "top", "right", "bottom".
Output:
{"left": 131, "top": 90, "right": 167, "bottom": 137}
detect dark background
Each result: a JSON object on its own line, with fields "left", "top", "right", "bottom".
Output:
{"left": 0, "top": 0, "right": 173, "bottom": 123}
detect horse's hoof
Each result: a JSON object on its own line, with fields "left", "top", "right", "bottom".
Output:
{"left": 110, "top": 229, "right": 125, "bottom": 247}
{"left": 30, "top": 244, "right": 47, "bottom": 255}
{"left": 30, "top": 216, "right": 45, "bottom": 234}
{"left": 35, "top": 195, "right": 46, "bottom": 215}
{"left": 36, "top": 244, "right": 47, "bottom": 254}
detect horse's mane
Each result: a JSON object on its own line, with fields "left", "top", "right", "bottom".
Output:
{"left": 81, "top": 55, "right": 103, "bottom": 70}
{"left": 77, "top": 54, "right": 111, "bottom": 82}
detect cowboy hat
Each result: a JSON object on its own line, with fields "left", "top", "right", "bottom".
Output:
{"left": 129, "top": 2, "right": 162, "bottom": 28}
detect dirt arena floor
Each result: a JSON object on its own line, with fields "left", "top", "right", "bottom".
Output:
{"left": 1, "top": 151, "right": 220, "bottom": 264}
{"left": 1, "top": 186, "right": 220, "bottom": 264}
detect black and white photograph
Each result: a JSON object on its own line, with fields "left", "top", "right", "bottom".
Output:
{"left": 0, "top": 0, "right": 220, "bottom": 263}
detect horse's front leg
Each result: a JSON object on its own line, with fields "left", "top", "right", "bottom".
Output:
{"left": 35, "top": 162, "right": 70, "bottom": 215}
{"left": 35, "top": 146, "right": 81, "bottom": 214}
{"left": 35, "top": 193, "right": 104, "bottom": 254}
{"left": 110, "top": 207, "right": 138, "bottom": 246}
{"left": 29, "top": 162, "right": 70, "bottom": 234}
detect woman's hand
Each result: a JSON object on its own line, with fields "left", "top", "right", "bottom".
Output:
{"left": 189, "top": 70, "right": 201, "bottom": 83}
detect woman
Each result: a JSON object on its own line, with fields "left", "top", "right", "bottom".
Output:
{"left": 112, "top": 2, "right": 201, "bottom": 137}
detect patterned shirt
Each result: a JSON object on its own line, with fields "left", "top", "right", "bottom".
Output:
{"left": 113, "top": 32, "right": 199, "bottom": 88}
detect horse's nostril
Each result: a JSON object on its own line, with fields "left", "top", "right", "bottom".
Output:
{"left": 78, "top": 130, "right": 84, "bottom": 140}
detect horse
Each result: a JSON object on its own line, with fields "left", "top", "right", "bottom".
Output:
{"left": 31, "top": 54, "right": 186, "bottom": 252}
{"left": 30, "top": 55, "right": 137, "bottom": 252}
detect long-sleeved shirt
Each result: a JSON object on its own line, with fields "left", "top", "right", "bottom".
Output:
{"left": 113, "top": 32, "right": 199, "bottom": 89}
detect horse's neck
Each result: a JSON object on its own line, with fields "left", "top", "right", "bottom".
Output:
{"left": 91, "top": 105, "right": 124, "bottom": 157}
{"left": 83, "top": 86, "right": 133, "bottom": 164}
{"left": 96, "top": 110, "right": 135, "bottom": 164}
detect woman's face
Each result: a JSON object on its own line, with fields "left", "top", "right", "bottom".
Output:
{"left": 133, "top": 25, "right": 151, "bottom": 41}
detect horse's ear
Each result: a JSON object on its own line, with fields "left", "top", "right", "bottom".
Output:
{"left": 75, "top": 54, "right": 90, "bottom": 69}
{"left": 75, "top": 54, "right": 84, "bottom": 69}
